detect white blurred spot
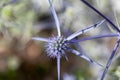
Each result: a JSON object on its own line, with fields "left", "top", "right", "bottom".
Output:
{"left": 63, "top": 73, "right": 76, "bottom": 80}
{"left": 111, "top": 0, "right": 120, "bottom": 12}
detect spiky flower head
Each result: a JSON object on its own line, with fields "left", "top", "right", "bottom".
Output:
{"left": 45, "top": 36, "right": 69, "bottom": 58}
{"left": 80, "top": 1, "right": 120, "bottom": 80}
{"left": 31, "top": 0, "right": 111, "bottom": 80}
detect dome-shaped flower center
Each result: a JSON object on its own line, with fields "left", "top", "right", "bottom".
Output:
{"left": 45, "top": 36, "right": 69, "bottom": 58}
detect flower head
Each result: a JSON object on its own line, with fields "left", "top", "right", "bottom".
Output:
{"left": 31, "top": 0, "right": 118, "bottom": 80}
{"left": 80, "top": 0, "right": 120, "bottom": 80}
{"left": 45, "top": 36, "right": 69, "bottom": 58}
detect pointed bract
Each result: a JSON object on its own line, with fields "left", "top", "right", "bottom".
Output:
{"left": 71, "top": 34, "right": 119, "bottom": 43}
{"left": 32, "top": 37, "right": 50, "bottom": 42}
{"left": 48, "top": 0, "right": 61, "bottom": 36}
{"left": 68, "top": 48, "right": 103, "bottom": 67}
{"left": 101, "top": 39, "right": 120, "bottom": 80}
{"left": 67, "top": 20, "right": 105, "bottom": 40}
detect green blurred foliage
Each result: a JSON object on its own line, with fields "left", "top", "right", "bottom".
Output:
{"left": 0, "top": 0, "right": 36, "bottom": 39}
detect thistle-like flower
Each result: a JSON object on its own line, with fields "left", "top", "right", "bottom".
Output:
{"left": 45, "top": 36, "right": 69, "bottom": 58}
{"left": 80, "top": 0, "right": 120, "bottom": 80}
{"left": 32, "top": 0, "right": 119, "bottom": 80}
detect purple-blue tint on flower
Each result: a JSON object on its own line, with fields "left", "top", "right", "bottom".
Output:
{"left": 45, "top": 36, "right": 69, "bottom": 58}
{"left": 101, "top": 39, "right": 120, "bottom": 80}
{"left": 80, "top": 0, "right": 120, "bottom": 80}
{"left": 48, "top": 0, "right": 61, "bottom": 36}
{"left": 32, "top": 0, "right": 119, "bottom": 80}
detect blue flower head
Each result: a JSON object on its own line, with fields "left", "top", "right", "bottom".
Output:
{"left": 32, "top": 0, "right": 119, "bottom": 80}
{"left": 45, "top": 36, "right": 69, "bottom": 58}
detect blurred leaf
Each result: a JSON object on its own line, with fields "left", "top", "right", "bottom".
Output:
{"left": 1, "top": 5, "right": 14, "bottom": 20}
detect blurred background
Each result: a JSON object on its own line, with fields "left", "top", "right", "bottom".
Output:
{"left": 0, "top": 0, "right": 120, "bottom": 80}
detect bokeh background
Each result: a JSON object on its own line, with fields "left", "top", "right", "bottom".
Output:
{"left": 0, "top": 0, "right": 120, "bottom": 80}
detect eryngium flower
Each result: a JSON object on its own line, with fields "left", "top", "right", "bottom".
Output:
{"left": 32, "top": 0, "right": 118, "bottom": 80}
{"left": 45, "top": 36, "right": 69, "bottom": 58}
